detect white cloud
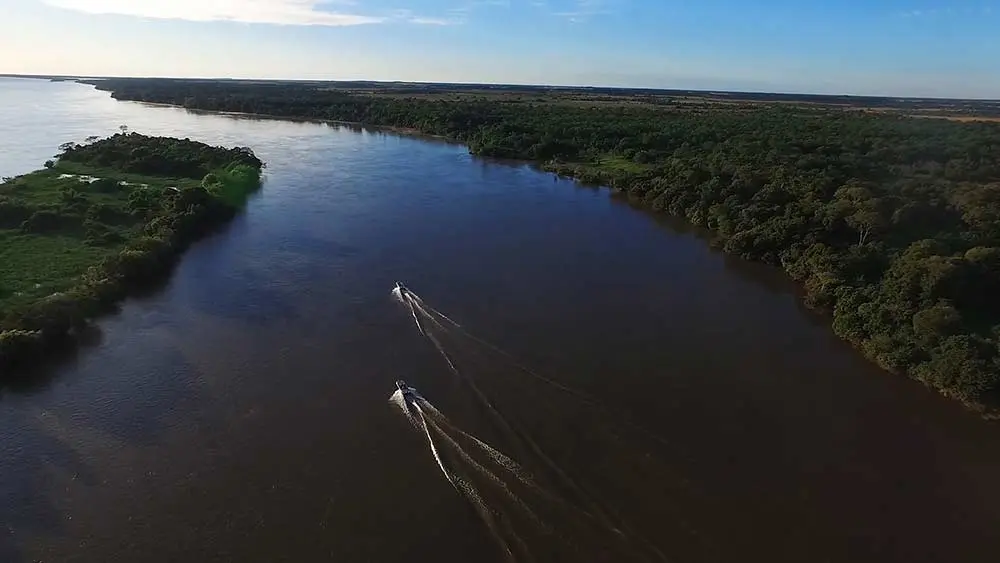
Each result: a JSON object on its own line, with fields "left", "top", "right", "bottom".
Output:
{"left": 43, "top": 0, "right": 385, "bottom": 26}
{"left": 409, "top": 16, "right": 454, "bottom": 25}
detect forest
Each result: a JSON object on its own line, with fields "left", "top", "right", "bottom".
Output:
{"left": 0, "top": 133, "right": 263, "bottom": 373}
{"left": 93, "top": 78, "right": 1000, "bottom": 412}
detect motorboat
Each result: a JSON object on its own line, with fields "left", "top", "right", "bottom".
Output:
{"left": 394, "top": 281, "right": 409, "bottom": 297}
{"left": 396, "top": 380, "right": 417, "bottom": 399}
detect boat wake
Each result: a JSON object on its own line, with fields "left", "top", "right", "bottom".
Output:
{"left": 388, "top": 282, "right": 696, "bottom": 563}
{"left": 391, "top": 385, "right": 666, "bottom": 563}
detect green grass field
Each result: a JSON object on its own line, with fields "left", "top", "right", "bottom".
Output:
{"left": 0, "top": 231, "right": 112, "bottom": 308}
{"left": 0, "top": 162, "right": 190, "bottom": 313}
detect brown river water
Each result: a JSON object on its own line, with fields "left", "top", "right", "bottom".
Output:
{"left": 1, "top": 77, "right": 998, "bottom": 562}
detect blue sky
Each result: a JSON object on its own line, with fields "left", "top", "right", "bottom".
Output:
{"left": 2, "top": 0, "right": 999, "bottom": 97}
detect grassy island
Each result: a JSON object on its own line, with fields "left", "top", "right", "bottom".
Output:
{"left": 88, "top": 79, "right": 1000, "bottom": 413}
{"left": 0, "top": 133, "right": 263, "bottom": 372}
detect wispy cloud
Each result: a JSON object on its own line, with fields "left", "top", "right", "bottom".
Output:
{"left": 41, "top": 0, "right": 466, "bottom": 26}
{"left": 550, "top": 0, "right": 618, "bottom": 22}
{"left": 43, "top": 0, "right": 383, "bottom": 25}
{"left": 408, "top": 16, "right": 454, "bottom": 25}
{"left": 442, "top": 0, "right": 510, "bottom": 23}
{"left": 899, "top": 5, "right": 995, "bottom": 18}
{"left": 387, "top": 8, "right": 463, "bottom": 26}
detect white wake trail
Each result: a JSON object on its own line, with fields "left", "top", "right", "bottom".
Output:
{"left": 423, "top": 406, "right": 532, "bottom": 485}
{"left": 411, "top": 399, "right": 457, "bottom": 489}
{"left": 408, "top": 293, "right": 461, "bottom": 328}
{"left": 402, "top": 394, "right": 521, "bottom": 562}
{"left": 390, "top": 283, "right": 671, "bottom": 563}
{"left": 395, "top": 285, "right": 622, "bottom": 527}
{"left": 404, "top": 284, "right": 684, "bottom": 479}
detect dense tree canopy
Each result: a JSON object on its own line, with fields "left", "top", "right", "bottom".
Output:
{"left": 96, "top": 79, "right": 1000, "bottom": 411}
{"left": 59, "top": 133, "right": 262, "bottom": 179}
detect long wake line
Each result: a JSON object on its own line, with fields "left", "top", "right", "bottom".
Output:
{"left": 389, "top": 283, "right": 670, "bottom": 563}
{"left": 398, "top": 283, "right": 682, "bottom": 458}
{"left": 392, "top": 388, "right": 522, "bottom": 562}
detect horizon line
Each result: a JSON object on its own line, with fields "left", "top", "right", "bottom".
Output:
{"left": 2, "top": 73, "right": 999, "bottom": 103}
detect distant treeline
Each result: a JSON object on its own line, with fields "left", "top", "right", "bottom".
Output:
{"left": 0, "top": 133, "right": 263, "bottom": 373}
{"left": 96, "top": 79, "right": 1000, "bottom": 412}
{"left": 84, "top": 77, "right": 1000, "bottom": 115}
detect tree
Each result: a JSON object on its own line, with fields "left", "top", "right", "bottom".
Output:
{"left": 912, "top": 303, "right": 962, "bottom": 346}
{"left": 834, "top": 183, "right": 885, "bottom": 246}
{"left": 914, "top": 335, "right": 997, "bottom": 402}
{"left": 846, "top": 208, "right": 884, "bottom": 246}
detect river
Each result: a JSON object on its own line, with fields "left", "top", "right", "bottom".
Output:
{"left": 1, "top": 77, "right": 999, "bottom": 562}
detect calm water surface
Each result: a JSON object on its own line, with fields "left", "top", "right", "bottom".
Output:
{"left": 1, "top": 77, "right": 999, "bottom": 562}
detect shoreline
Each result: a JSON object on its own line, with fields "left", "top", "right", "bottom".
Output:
{"left": 103, "top": 93, "right": 457, "bottom": 144}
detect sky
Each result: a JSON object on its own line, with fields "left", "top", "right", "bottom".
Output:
{"left": 1, "top": 0, "right": 999, "bottom": 98}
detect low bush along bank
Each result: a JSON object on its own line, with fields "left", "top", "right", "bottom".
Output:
{"left": 0, "top": 132, "right": 263, "bottom": 372}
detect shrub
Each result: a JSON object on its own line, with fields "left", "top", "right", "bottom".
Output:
{"left": 0, "top": 198, "right": 33, "bottom": 229}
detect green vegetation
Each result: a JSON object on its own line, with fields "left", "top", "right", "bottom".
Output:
{"left": 94, "top": 79, "right": 1000, "bottom": 413}
{"left": 0, "top": 133, "right": 263, "bottom": 373}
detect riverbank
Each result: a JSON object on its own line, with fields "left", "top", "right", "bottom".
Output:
{"left": 84, "top": 78, "right": 1000, "bottom": 416}
{"left": 0, "top": 133, "right": 263, "bottom": 374}
{"left": 102, "top": 96, "right": 455, "bottom": 144}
